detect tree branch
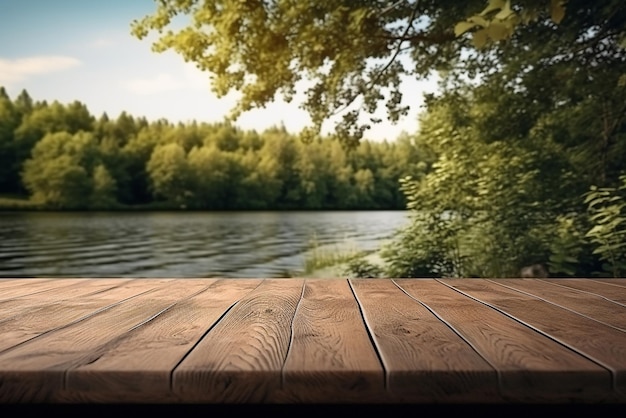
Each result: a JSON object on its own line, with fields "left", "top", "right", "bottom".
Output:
{"left": 377, "top": 0, "right": 407, "bottom": 17}
{"left": 329, "top": 1, "right": 422, "bottom": 118}
{"left": 377, "top": 31, "right": 456, "bottom": 44}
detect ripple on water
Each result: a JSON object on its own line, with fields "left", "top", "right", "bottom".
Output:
{"left": 0, "top": 210, "right": 408, "bottom": 278}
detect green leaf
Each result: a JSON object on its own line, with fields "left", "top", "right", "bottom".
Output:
{"left": 487, "top": 22, "right": 510, "bottom": 41}
{"left": 468, "top": 16, "right": 489, "bottom": 28}
{"left": 551, "top": 0, "right": 566, "bottom": 24}
{"left": 473, "top": 29, "right": 489, "bottom": 49}
{"left": 494, "top": 1, "right": 514, "bottom": 20}
{"left": 454, "top": 21, "right": 477, "bottom": 37}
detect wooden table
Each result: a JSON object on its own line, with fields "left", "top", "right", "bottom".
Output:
{"left": 0, "top": 277, "right": 625, "bottom": 404}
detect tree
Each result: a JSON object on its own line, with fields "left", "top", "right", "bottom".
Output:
{"left": 90, "top": 164, "right": 118, "bottom": 209}
{"left": 13, "top": 99, "right": 95, "bottom": 195}
{"left": 13, "top": 89, "right": 34, "bottom": 118}
{"left": 146, "top": 142, "right": 191, "bottom": 205}
{"left": 131, "top": 1, "right": 625, "bottom": 145}
{"left": 353, "top": 168, "right": 375, "bottom": 207}
{"left": 22, "top": 131, "right": 98, "bottom": 209}
{"left": 187, "top": 144, "right": 230, "bottom": 209}
{"left": 379, "top": 89, "right": 580, "bottom": 277}
{"left": 259, "top": 127, "right": 302, "bottom": 208}
{"left": 121, "top": 122, "right": 167, "bottom": 204}
{"left": 0, "top": 87, "right": 21, "bottom": 193}
{"left": 294, "top": 139, "right": 331, "bottom": 208}
{"left": 236, "top": 148, "right": 282, "bottom": 209}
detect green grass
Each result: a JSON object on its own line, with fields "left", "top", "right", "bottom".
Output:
{"left": 302, "top": 235, "right": 367, "bottom": 275}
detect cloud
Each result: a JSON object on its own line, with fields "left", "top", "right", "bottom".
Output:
{"left": 124, "top": 73, "right": 186, "bottom": 95}
{"left": 0, "top": 55, "right": 81, "bottom": 85}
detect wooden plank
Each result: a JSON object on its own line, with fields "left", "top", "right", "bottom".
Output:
{"left": 279, "top": 279, "right": 384, "bottom": 403}
{"left": 172, "top": 279, "right": 304, "bottom": 403}
{"left": 591, "top": 278, "right": 626, "bottom": 288}
{"left": 539, "top": 278, "right": 626, "bottom": 305}
{"left": 439, "top": 278, "right": 626, "bottom": 399}
{"left": 0, "top": 278, "right": 52, "bottom": 290}
{"left": 394, "top": 279, "right": 611, "bottom": 402}
{"left": 0, "top": 278, "right": 90, "bottom": 301}
{"left": 0, "top": 279, "right": 207, "bottom": 402}
{"left": 60, "top": 279, "right": 260, "bottom": 403}
{"left": 0, "top": 279, "right": 135, "bottom": 320}
{"left": 0, "top": 278, "right": 624, "bottom": 404}
{"left": 350, "top": 279, "right": 498, "bottom": 403}
{"left": 492, "top": 279, "right": 626, "bottom": 331}
{"left": 0, "top": 279, "right": 173, "bottom": 353}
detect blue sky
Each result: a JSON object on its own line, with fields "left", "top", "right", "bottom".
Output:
{"left": 0, "top": 0, "right": 438, "bottom": 141}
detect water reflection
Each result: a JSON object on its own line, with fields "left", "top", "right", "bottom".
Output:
{"left": 0, "top": 211, "right": 408, "bottom": 278}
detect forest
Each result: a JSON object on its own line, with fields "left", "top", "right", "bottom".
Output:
{"left": 0, "top": 87, "right": 430, "bottom": 211}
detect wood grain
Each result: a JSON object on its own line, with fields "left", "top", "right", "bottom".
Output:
{"left": 0, "top": 279, "right": 134, "bottom": 323}
{"left": 279, "top": 279, "right": 383, "bottom": 403}
{"left": 62, "top": 279, "right": 260, "bottom": 401}
{"left": 591, "top": 278, "right": 626, "bottom": 288}
{"left": 0, "top": 279, "right": 172, "bottom": 353}
{"left": 488, "top": 278, "right": 626, "bottom": 331}
{"left": 0, "top": 278, "right": 52, "bottom": 291}
{"left": 172, "top": 279, "right": 303, "bottom": 403}
{"left": 351, "top": 279, "right": 498, "bottom": 402}
{"left": 394, "top": 279, "right": 611, "bottom": 402}
{"left": 538, "top": 278, "right": 626, "bottom": 305}
{"left": 0, "top": 278, "right": 625, "bottom": 404}
{"left": 0, "top": 279, "right": 206, "bottom": 402}
{"left": 0, "top": 278, "right": 89, "bottom": 301}
{"left": 439, "top": 278, "right": 626, "bottom": 398}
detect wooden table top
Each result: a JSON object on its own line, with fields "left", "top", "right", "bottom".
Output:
{"left": 0, "top": 277, "right": 625, "bottom": 404}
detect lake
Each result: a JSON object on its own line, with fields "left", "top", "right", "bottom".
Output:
{"left": 0, "top": 210, "right": 409, "bottom": 278}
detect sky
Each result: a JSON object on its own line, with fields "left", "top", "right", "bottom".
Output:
{"left": 0, "top": 0, "right": 439, "bottom": 141}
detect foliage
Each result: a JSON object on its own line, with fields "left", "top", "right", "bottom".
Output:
{"left": 302, "top": 235, "right": 365, "bottom": 275}
{"left": 131, "top": 1, "right": 625, "bottom": 146}
{"left": 546, "top": 213, "right": 588, "bottom": 277}
{"left": 90, "top": 164, "right": 119, "bottom": 209}
{"left": 454, "top": 0, "right": 568, "bottom": 48}
{"left": 0, "top": 87, "right": 21, "bottom": 193}
{"left": 147, "top": 142, "right": 191, "bottom": 206}
{"left": 0, "top": 88, "right": 426, "bottom": 211}
{"left": 21, "top": 131, "right": 98, "bottom": 209}
{"left": 343, "top": 257, "right": 384, "bottom": 278}
{"left": 130, "top": 1, "right": 626, "bottom": 278}
{"left": 583, "top": 175, "right": 626, "bottom": 277}
{"left": 380, "top": 88, "right": 574, "bottom": 277}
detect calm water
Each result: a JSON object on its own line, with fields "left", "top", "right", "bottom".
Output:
{"left": 0, "top": 211, "right": 408, "bottom": 278}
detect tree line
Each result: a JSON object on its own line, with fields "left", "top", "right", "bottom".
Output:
{"left": 0, "top": 87, "right": 429, "bottom": 211}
